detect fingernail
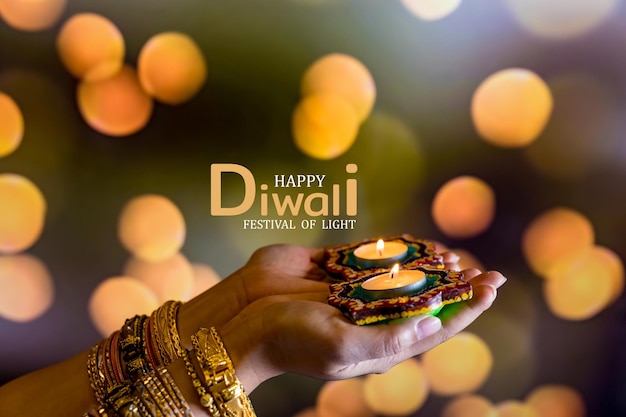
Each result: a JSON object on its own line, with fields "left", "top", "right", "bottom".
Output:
{"left": 416, "top": 315, "right": 442, "bottom": 339}
{"left": 447, "top": 253, "right": 460, "bottom": 263}
{"left": 493, "top": 272, "right": 507, "bottom": 288}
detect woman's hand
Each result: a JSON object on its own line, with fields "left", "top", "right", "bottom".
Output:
{"left": 178, "top": 243, "right": 461, "bottom": 347}
{"left": 177, "top": 245, "right": 330, "bottom": 345}
{"left": 219, "top": 267, "right": 506, "bottom": 392}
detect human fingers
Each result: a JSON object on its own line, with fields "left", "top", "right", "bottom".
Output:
{"left": 441, "top": 251, "right": 460, "bottom": 264}
{"left": 461, "top": 268, "right": 483, "bottom": 281}
{"left": 467, "top": 270, "right": 507, "bottom": 289}
{"left": 339, "top": 283, "right": 499, "bottom": 376}
{"left": 422, "top": 284, "right": 497, "bottom": 347}
{"left": 441, "top": 251, "right": 460, "bottom": 271}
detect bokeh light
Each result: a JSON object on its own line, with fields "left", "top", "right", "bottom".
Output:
{"left": 441, "top": 395, "right": 496, "bottom": 417}
{"left": 56, "top": 13, "right": 125, "bottom": 82}
{"left": 301, "top": 53, "right": 376, "bottom": 123}
{"left": 123, "top": 252, "right": 194, "bottom": 303}
{"left": 525, "top": 385, "right": 585, "bottom": 417}
{"left": 77, "top": 65, "right": 153, "bottom": 137}
{"left": 0, "top": 0, "right": 66, "bottom": 31}
{"left": 400, "top": 0, "right": 462, "bottom": 21}
{"left": 521, "top": 207, "right": 594, "bottom": 278}
{"left": 189, "top": 263, "right": 221, "bottom": 299}
{"left": 138, "top": 32, "right": 207, "bottom": 105}
{"left": 118, "top": 194, "right": 186, "bottom": 262}
{"left": 422, "top": 331, "right": 493, "bottom": 396}
{"left": 89, "top": 276, "right": 159, "bottom": 337}
{"left": 544, "top": 245, "right": 620, "bottom": 320}
{"left": 0, "top": 173, "right": 46, "bottom": 254}
{"left": 0, "top": 254, "right": 54, "bottom": 322}
{"left": 594, "top": 245, "right": 624, "bottom": 303}
{"left": 316, "top": 378, "right": 374, "bottom": 417}
{"left": 431, "top": 176, "right": 496, "bottom": 239}
{"left": 0, "top": 92, "right": 24, "bottom": 158}
{"left": 292, "top": 93, "right": 360, "bottom": 160}
{"left": 0, "top": 70, "right": 76, "bottom": 223}
{"left": 506, "top": 0, "right": 618, "bottom": 40}
{"left": 363, "top": 358, "right": 429, "bottom": 416}
{"left": 472, "top": 68, "right": 552, "bottom": 148}
{"left": 495, "top": 401, "right": 538, "bottom": 417}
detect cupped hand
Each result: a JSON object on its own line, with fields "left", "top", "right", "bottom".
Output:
{"left": 220, "top": 267, "right": 506, "bottom": 392}
{"left": 179, "top": 243, "right": 462, "bottom": 348}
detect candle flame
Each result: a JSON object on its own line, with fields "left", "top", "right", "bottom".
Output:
{"left": 376, "top": 239, "right": 384, "bottom": 257}
{"left": 390, "top": 263, "right": 399, "bottom": 279}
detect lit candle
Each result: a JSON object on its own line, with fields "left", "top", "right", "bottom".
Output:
{"left": 360, "top": 264, "right": 428, "bottom": 299}
{"left": 353, "top": 239, "right": 409, "bottom": 268}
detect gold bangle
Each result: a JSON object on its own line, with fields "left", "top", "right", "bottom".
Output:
{"left": 153, "top": 301, "right": 186, "bottom": 365}
{"left": 191, "top": 328, "right": 256, "bottom": 417}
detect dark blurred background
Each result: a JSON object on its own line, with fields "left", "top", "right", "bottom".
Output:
{"left": 0, "top": 0, "right": 625, "bottom": 416}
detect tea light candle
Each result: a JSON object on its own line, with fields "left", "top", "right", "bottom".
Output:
{"left": 353, "top": 239, "right": 409, "bottom": 268}
{"left": 361, "top": 264, "right": 428, "bottom": 299}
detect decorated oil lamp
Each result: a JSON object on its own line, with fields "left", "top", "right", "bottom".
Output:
{"left": 324, "top": 235, "right": 444, "bottom": 282}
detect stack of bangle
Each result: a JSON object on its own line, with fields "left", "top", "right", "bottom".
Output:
{"left": 86, "top": 301, "right": 255, "bottom": 417}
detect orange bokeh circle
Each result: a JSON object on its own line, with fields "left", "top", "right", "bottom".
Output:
{"left": 57, "top": 13, "right": 125, "bottom": 81}
{"left": 77, "top": 65, "right": 153, "bottom": 137}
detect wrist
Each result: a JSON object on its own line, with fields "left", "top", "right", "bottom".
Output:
{"left": 219, "top": 309, "right": 279, "bottom": 393}
{"left": 177, "top": 274, "right": 245, "bottom": 349}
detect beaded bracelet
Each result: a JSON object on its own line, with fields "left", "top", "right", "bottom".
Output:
{"left": 180, "top": 344, "right": 219, "bottom": 416}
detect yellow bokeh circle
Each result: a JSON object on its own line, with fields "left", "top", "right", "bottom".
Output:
{"left": 544, "top": 245, "right": 619, "bottom": 320}
{"left": 301, "top": 53, "right": 376, "bottom": 123}
{"left": 0, "top": 174, "right": 46, "bottom": 254}
{"left": 0, "top": 0, "right": 66, "bottom": 31}
{"left": 0, "top": 92, "right": 24, "bottom": 158}
{"left": 363, "top": 358, "right": 429, "bottom": 416}
{"left": 123, "top": 252, "right": 194, "bottom": 303}
{"left": 472, "top": 68, "right": 552, "bottom": 148}
{"left": 495, "top": 401, "right": 538, "bottom": 417}
{"left": 57, "top": 13, "right": 125, "bottom": 82}
{"left": 422, "top": 332, "right": 493, "bottom": 396}
{"left": 431, "top": 176, "right": 496, "bottom": 239}
{"left": 0, "top": 254, "right": 54, "bottom": 322}
{"left": 77, "top": 65, "right": 153, "bottom": 137}
{"left": 441, "top": 395, "right": 496, "bottom": 417}
{"left": 292, "top": 93, "right": 360, "bottom": 160}
{"left": 526, "top": 385, "right": 585, "bottom": 417}
{"left": 89, "top": 276, "right": 160, "bottom": 337}
{"left": 190, "top": 263, "right": 221, "bottom": 299}
{"left": 522, "top": 207, "right": 594, "bottom": 278}
{"left": 118, "top": 194, "right": 186, "bottom": 262}
{"left": 138, "top": 32, "right": 207, "bottom": 105}
{"left": 316, "top": 378, "right": 374, "bottom": 417}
